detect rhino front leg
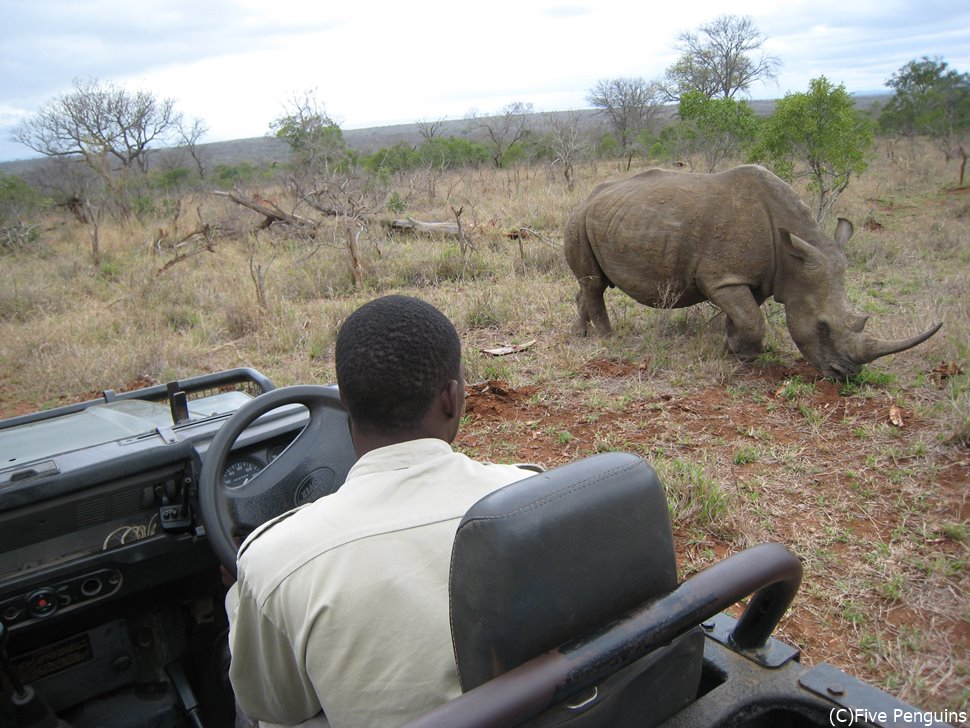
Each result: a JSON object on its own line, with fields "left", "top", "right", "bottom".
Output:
{"left": 706, "top": 286, "right": 765, "bottom": 361}
{"left": 573, "top": 275, "right": 612, "bottom": 336}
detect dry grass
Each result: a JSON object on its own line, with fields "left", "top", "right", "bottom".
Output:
{"left": 1, "top": 143, "right": 968, "bottom": 715}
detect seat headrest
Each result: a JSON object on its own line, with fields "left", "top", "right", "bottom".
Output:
{"left": 450, "top": 452, "right": 677, "bottom": 691}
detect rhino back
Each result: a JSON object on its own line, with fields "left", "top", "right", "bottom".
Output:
{"left": 580, "top": 166, "right": 812, "bottom": 307}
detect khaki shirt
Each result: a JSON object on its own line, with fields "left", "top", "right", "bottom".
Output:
{"left": 226, "top": 438, "right": 532, "bottom": 727}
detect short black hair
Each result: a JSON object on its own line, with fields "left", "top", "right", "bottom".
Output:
{"left": 335, "top": 295, "right": 462, "bottom": 434}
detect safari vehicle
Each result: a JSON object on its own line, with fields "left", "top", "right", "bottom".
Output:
{"left": 0, "top": 369, "right": 957, "bottom": 728}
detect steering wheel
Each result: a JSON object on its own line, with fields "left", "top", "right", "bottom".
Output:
{"left": 198, "top": 385, "right": 357, "bottom": 577}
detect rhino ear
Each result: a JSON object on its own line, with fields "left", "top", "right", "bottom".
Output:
{"left": 834, "top": 218, "right": 854, "bottom": 249}
{"left": 779, "top": 228, "right": 825, "bottom": 266}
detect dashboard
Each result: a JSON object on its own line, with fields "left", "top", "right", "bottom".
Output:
{"left": 0, "top": 369, "right": 335, "bottom": 727}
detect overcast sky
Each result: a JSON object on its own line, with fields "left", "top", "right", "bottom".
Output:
{"left": 1, "top": 0, "right": 968, "bottom": 163}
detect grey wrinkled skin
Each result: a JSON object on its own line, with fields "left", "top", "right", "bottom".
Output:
{"left": 565, "top": 165, "right": 941, "bottom": 378}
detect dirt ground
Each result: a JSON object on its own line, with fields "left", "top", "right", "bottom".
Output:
{"left": 457, "top": 358, "right": 969, "bottom": 715}
{"left": 2, "top": 357, "right": 965, "bottom": 714}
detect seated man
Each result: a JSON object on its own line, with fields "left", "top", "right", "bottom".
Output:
{"left": 226, "top": 295, "right": 535, "bottom": 727}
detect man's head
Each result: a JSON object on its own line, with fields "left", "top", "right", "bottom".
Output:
{"left": 335, "top": 295, "right": 464, "bottom": 452}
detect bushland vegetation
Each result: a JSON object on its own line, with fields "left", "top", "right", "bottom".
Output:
{"left": 1, "top": 60, "right": 968, "bottom": 715}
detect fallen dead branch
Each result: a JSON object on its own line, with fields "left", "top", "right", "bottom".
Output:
{"left": 154, "top": 211, "right": 228, "bottom": 276}
{"left": 214, "top": 189, "right": 497, "bottom": 254}
{"left": 381, "top": 209, "right": 478, "bottom": 251}
{"left": 384, "top": 217, "right": 463, "bottom": 238}
{"left": 481, "top": 339, "right": 537, "bottom": 356}
{"left": 155, "top": 235, "right": 218, "bottom": 276}
{"left": 506, "top": 227, "right": 562, "bottom": 249}
{"left": 212, "top": 190, "right": 318, "bottom": 231}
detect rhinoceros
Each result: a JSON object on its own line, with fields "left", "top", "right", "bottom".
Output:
{"left": 564, "top": 165, "right": 941, "bottom": 378}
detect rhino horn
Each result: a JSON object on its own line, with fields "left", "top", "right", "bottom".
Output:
{"left": 854, "top": 322, "right": 943, "bottom": 364}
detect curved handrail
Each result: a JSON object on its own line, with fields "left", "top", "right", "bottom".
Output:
{"left": 404, "top": 542, "right": 802, "bottom": 728}
{"left": 0, "top": 367, "right": 275, "bottom": 430}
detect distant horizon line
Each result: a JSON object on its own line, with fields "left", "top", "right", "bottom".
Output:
{"left": 0, "top": 90, "right": 894, "bottom": 166}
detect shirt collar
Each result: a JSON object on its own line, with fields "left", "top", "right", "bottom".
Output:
{"left": 346, "top": 438, "right": 454, "bottom": 479}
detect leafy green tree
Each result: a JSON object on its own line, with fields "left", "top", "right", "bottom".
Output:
{"left": 879, "top": 57, "right": 970, "bottom": 185}
{"left": 664, "top": 91, "right": 758, "bottom": 171}
{"left": 753, "top": 77, "right": 873, "bottom": 221}
{"left": 270, "top": 90, "right": 350, "bottom": 176}
{"left": 663, "top": 15, "right": 780, "bottom": 101}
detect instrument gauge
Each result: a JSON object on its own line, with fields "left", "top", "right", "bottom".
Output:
{"left": 222, "top": 456, "right": 264, "bottom": 488}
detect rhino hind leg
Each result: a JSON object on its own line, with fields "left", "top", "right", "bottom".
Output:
{"left": 708, "top": 286, "right": 765, "bottom": 361}
{"left": 565, "top": 216, "right": 612, "bottom": 337}
{"left": 572, "top": 290, "right": 592, "bottom": 336}
{"left": 573, "top": 276, "right": 612, "bottom": 337}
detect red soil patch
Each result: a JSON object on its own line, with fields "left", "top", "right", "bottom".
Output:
{"left": 458, "top": 363, "right": 969, "bottom": 712}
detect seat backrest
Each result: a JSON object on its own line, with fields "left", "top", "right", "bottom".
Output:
{"left": 449, "top": 452, "right": 685, "bottom": 693}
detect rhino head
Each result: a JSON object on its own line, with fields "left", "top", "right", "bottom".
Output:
{"left": 776, "top": 219, "right": 941, "bottom": 378}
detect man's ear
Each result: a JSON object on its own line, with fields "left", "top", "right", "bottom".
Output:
{"left": 441, "top": 379, "right": 463, "bottom": 420}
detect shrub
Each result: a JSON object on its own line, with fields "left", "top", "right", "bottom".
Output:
{"left": 0, "top": 174, "right": 48, "bottom": 251}
{"left": 386, "top": 191, "right": 406, "bottom": 214}
{"left": 153, "top": 167, "right": 194, "bottom": 192}
{"left": 213, "top": 162, "right": 269, "bottom": 188}
{"left": 420, "top": 137, "right": 490, "bottom": 168}
{"left": 362, "top": 143, "right": 420, "bottom": 175}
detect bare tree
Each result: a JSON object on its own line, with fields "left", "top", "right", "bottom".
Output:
{"left": 12, "top": 78, "right": 182, "bottom": 180}
{"left": 11, "top": 78, "right": 184, "bottom": 224}
{"left": 176, "top": 117, "right": 209, "bottom": 181}
{"left": 416, "top": 117, "right": 445, "bottom": 142}
{"left": 587, "top": 78, "right": 664, "bottom": 169}
{"left": 468, "top": 102, "right": 534, "bottom": 168}
{"left": 663, "top": 15, "right": 780, "bottom": 101}
{"left": 539, "top": 111, "right": 591, "bottom": 189}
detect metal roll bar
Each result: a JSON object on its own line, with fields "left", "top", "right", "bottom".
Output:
{"left": 405, "top": 542, "right": 803, "bottom": 728}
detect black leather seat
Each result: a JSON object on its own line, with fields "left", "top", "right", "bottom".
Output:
{"left": 449, "top": 452, "right": 704, "bottom": 727}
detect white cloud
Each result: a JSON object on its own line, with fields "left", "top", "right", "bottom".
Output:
{"left": 1, "top": 0, "right": 968, "bottom": 161}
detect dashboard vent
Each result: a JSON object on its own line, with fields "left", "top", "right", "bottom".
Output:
{"left": 75, "top": 487, "right": 143, "bottom": 529}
